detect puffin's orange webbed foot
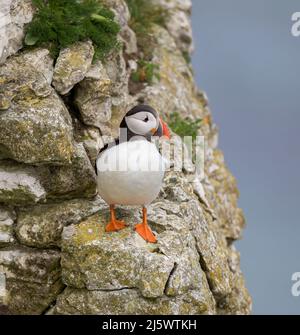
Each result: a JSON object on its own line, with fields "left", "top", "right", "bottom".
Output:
{"left": 135, "top": 223, "right": 157, "bottom": 243}
{"left": 135, "top": 207, "right": 157, "bottom": 243}
{"left": 105, "top": 219, "right": 126, "bottom": 232}
{"left": 105, "top": 205, "right": 127, "bottom": 232}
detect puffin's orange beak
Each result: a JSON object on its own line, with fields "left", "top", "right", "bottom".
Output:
{"left": 160, "top": 118, "right": 170, "bottom": 139}
{"left": 150, "top": 127, "right": 157, "bottom": 135}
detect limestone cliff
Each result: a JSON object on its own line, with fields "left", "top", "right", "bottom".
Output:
{"left": 0, "top": 0, "right": 251, "bottom": 315}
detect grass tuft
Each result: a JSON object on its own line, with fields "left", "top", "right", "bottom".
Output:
{"left": 168, "top": 112, "right": 202, "bottom": 140}
{"left": 24, "top": 0, "right": 121, "bottom": 60}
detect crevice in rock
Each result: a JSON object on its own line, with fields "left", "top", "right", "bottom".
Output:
{"left": 41, "top": 282, "right": 66, "bottom": 315}
{"left": 163, "top": 261, "right": 178, "bottom": 295}
{"left": 226, "top": 238, "right": 235, "bottom": 247}
{"left": 193, "top": 236, "right": 216, "bottom": 299}
{"left": 61, "top": 88, "right": 82, "bottom": 122}
{"left": 193, "top": 190, "right": 217, "bottom": 221}
{"left": 88, "top": 286, "right": 137, "bottom": 293}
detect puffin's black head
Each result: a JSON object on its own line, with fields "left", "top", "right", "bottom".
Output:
{"left": 120, "top": 104, "right": 170, "bottom": 141}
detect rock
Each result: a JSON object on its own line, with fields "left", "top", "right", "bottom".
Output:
{"left": 217, "top": 246, "right": 252, "bottom": 315}
{"left": 58, "top": 169, "right": 225, "bottom": 313}
{"left": 40, "top": 143, "right": 97, "bottom": 200}
{"left": 102, "top": 0, "right": 130, "bottom": 25}
{"left": 149, "top": 0, "right": 193, "bottom": 54}
{"left": 74, "top": 122, "right": 104, "bottom": 165}
{"left": 104, "top": 50, "right": 129, "bottom": 96}
{"left": 204, "top": 149, "right": 245, "bottom": 240}
{"left": 153, "top": 172, "right": 232, "bottom": 299}
{"left": 192, "top": 205, "right": 233, "bottom": 299}
{"left": 138, "top": 25, "right": 201, "bottom": 121}
{"left": 51, "top": 287, "right": 216, "bottom": 315}
{"left": 6, "top": 277, "right": 63, "bottom": 315}
{"left": 0, "top": 207, "right": 16, "bottom": 246}
{"left": 75, "top": 52, "right": 134, "bottom": 139}
{"left": 0, "top": 51, "right": 74, "bottom": 165}
{"left": 0, "top": 0, "right": 34, "bottom": 64}
{"left": 165, "top": 10, "right": 194, "bottom": 54}
{"left": 22, "top": 48, "right": 54, "bottom": 84}
{"left": 0, "top": 161, "right": 46, "bottom": 206}
{"left": 102, "top": 0, "right": 138, "bottom": 55}
{"left": 150, "top": 0, "right": 192, "bottom": 12}
{"left": 0, "top": 144, "right": 97, "bottom": 206}
{"left": 75, "top": 61, "right": 112, "bottom": 129}
{"left": 120, "top": 26, "right": 138, "bottom": 55}
{"left": 101, "top": 0, "right": 137, "bottom": 55}
{"left": 61, "top": 214, "right": 175, "bottom": 298}
{"left": 161, "top": 232, "right": 209, "bottom": 297}
{"left": 101, "top": 92, "right": 136, "bottom": 141}
{"left": 0, "top": 246, "right": 63, "bottom": 314}
{"left": 98, "top": 49, "right": 134, "bottom": 138}
{"left": 0, "top": 143, "right": 97, "bottom": 204}
{"left": 52, "top": 41, "right": 94, "bottom": 95}
{"left": 16, "top": 197, "right": 106, "bottom": 248}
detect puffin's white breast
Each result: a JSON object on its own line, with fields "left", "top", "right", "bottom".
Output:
{"left": 96, "top": 140, "right": 166, "bottom": 206}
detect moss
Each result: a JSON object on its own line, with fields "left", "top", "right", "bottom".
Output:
{"left": 24, "top": 0, "right": 121, "bottom": 60}
{"left": 73, "top": 218, "right": 104, "bottom": 246}
{"left": 168, "top": 112, "right": 202, "bottom": 140}
{"left": 131, "top": 59, "right": 160, "bottom": 84}
{"left": 182, "top": 50, "right": 192, "bottom": 65}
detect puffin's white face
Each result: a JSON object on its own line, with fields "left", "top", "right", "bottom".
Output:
{"left": 125, "top": 111, "right": 158, "bottom": 136}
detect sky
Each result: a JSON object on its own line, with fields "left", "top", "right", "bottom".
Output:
{"left": 191, "top": 0, "right": 300, "bottom": 314}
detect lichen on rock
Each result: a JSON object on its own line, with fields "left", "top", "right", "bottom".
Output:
{"left": 52, "top": 41, "right": 95, "bottom": 95}
{"left": 0, "top": 160, "right": 46, "bottom": 205}
{"left": 0, "top": 0, "right": 34, "bottom": 64}
{"left": 0, "top": 49, "right": 75, "bottom": 165}
{"left": 0, "top": 207, "right": 16, "bottom": 247}
{"left": 0, "top": 246, "right": 63, "bottom": 314}
{"left": 16, "top": 197, "right": 106, "bottom": 248}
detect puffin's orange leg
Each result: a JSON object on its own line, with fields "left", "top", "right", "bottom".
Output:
{"left": 135, "top": 207, "right": 157, "bottom": 243}
{"left": 105, "top": 205, "right": 126, "bottom": 232}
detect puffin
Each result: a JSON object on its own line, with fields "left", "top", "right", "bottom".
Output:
{"left": 96, "top": 104, "right": 170, "bottom": 243}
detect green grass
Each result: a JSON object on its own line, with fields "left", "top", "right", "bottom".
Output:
{"left": 24, "top": 0, "right": 120, "bottom": 60}
{"left": 131, "top": 59, "right": 160, "bottom": 84}
{"left": 168, "top": 112, "right": 202, "bottom": 140}
{"left": 182, "top": 51, "right": 192, "bottom": 65}
{"left": 126, "top": 0, "right": 167, "bottom": 37}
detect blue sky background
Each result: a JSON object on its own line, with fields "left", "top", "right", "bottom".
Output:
{"left": 191, "top": 0, "right": 300, "bottom": 314}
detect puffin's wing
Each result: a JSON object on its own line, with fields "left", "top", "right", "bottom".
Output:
{"left": 95, "top": 138, "right": 120, "bottom": 175}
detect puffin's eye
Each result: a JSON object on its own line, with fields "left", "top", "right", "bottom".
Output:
{"left": 144, "top": 116, "right": 149, "bottom": 122}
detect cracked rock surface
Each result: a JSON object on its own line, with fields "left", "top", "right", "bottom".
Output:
{"left": 0, "top": 0, "right": 251, "bottom": 315}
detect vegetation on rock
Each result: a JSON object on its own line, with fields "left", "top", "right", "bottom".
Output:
{"left": 126, "top": 0, "right": 167, "bottom": 38}
{"left": 182, "top": 50, "right": 192, "bottom": 64}
{"left": 131, "top": 59, "right": 160, "bottom": 84}
{"left": 168, "top": 112, "right": 202, "bottom": 140}
{"left": 24, "top": 0, "right": 120, "bottom": 60}
{"left": 126, "top": 0, "right": 168, "bottom": 58}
